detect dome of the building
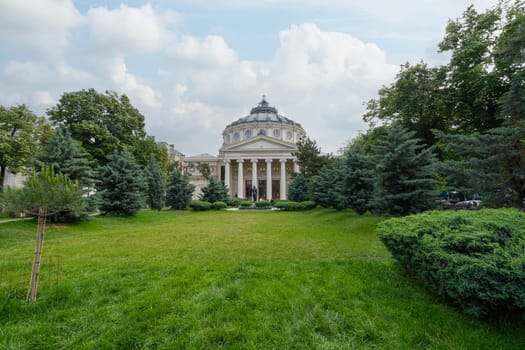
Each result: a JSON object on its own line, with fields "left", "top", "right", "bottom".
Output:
{"left": 226, "top": 96, "right": 302, "bottom": 128}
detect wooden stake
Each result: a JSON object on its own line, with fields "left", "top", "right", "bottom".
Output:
{"left": 27, "top": 207, "right": 47, "bottom": 303}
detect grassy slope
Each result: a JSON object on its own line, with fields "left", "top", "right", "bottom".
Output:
{"left": 0, "top": 209, "right": 523, "bottom": 349}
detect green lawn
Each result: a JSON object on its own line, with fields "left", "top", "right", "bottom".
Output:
{"left": 0, "top": 209, "right": 523, "bottom": 349}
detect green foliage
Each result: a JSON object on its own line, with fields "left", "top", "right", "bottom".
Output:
{"left": 145, "top": 156, "right": 165, "bottom": 211}
{"left": 311, "top": 158, "right": 348, "bottom": 210}
{"left": 0, "top": 104, "right": 41, "bottom": 188}
{"left": 47, "top": 89, "right": 161, "bottom": 166}
{"left": 238, "top": 200, "right": 255, "bottom": 209}
{"left": 210, "top": 201, "right": 227, "bottom": 210}
{"left": 288, "top": 174, "right": 313, "bottom": 202}
{"left": 35, "top": 127, "right": 95, "bottom": 222}
{"left": 166, "top": 168, "right": 194, "bottom": 210}
{"left": 377, "top": 209, "right": 525, "bottom": 318}
{"left": 293, "top": 137, "right": 331, "bottom": 177}
{"left": 96, "top": 150, "right": 146, "bottom": 216}
{"left": 199, "top": 176, "right": 228, "bottom": 203}
{"left": 254, "top": 201, "right": 271, "bottom": 209}
{"left": 273, "top": 200, "right": 315, "bottom": 211}
{"left": 196, "top": 163, "right": 211, "bottom": 180}
{"left": 371, "top": 124, "right": 438, "bottom": 216}
{"left": 344, "top": 144, "right": 374, "bottom": 215}
{"left": 189, "top": 200, "right": 212, "bottom": 211}
{"left": 1, "top": 167, "right": 85, "bottom": 216}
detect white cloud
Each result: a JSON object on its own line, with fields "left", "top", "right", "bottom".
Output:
{"left": 0, "top": 0, "right": 83, "bottom": 55}
{"left": 168, "top": 35, "right": 238, "bottom": 68}
{"left": 86, "top": 4, "right": 179, "bottom": 55}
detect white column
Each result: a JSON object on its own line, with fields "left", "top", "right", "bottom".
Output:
{"left": 224, "top": 159, "right": 231, "bottom": 197}
{"left": 280, "top": 159, "right": 287, "bottom": 200}
{"left": 266, "top": 159, "right": 273, "bottom": 200}
{"left": 237, "top": 159, "right": 244, "bottom": 198}
{"left": 251, "top": 159, "right": 258, "bottom": 197}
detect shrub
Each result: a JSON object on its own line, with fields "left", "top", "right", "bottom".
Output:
{"left": 239, "top": 200, "right": 255, "bottom": 209}
{"left": 301, "top": 201, "right": 316, "bottom": 210}
{"left": 377, "top": 209, "right": 525, "bottom": 318}
{"left": 189, "top": 200, "right": 212, "bottom": 211}
{"left": 211, "top": 201, "right": 227, "bottom": 210}
{"left": 274, "top": 200, "right": 316, "bottom": 211}
{"left": 227, "top": 198, "right": 243, "bottom": 207}
{"left": 254, "top": 201, "right": 271, "bottom": 209}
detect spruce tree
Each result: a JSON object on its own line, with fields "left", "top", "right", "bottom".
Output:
{"left": 36, "top": 127, "right": 94, "bottom": 222}
{"left": 288, "top": 174, "right": 313, "bottom": 202}
{"left": 166, "top": 168, "right": 195, "bottom": 210}
{"left": 145, "top": 156, "right": 165, "bottom": 211}
{"left": 311, "top": 159, "right": 348, "bottom": 210}
{"left": 344, "top": 144, "right": 374, "bottom": 215}
{"left": 96, "top": 150, "right": 146, "bottom": 216}
{"left": 199, "top": 176, "right": 228, "bottom": 203}
{"left": 371, "top": 124, "right": 438, "bottom": 216}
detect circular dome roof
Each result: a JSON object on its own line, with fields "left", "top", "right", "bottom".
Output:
{"left": 226, "top": 96, "right": 302, "bottom": 128}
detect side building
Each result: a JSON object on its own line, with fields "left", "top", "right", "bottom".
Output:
{"left": 183, "top": 96, "right": 306, "bottom": 200}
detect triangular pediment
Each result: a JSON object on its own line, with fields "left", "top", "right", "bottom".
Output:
{"left": 221, "top": 136, "right": 297, "bottom": 152}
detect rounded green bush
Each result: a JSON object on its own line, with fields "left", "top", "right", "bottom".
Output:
{"left": 211, "top": 201, "right": 227, "bottom": 210}
{"left": 189, "top": 200, "right": 212, "bottom": 211}
{"left": 377, "top": 209, "right": 525, "bottom": 318}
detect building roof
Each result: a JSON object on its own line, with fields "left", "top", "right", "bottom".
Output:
{"left": 225, "top": 96, "right": 302, "bottom": 129}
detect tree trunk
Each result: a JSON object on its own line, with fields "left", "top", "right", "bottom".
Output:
{"left": 27, "top": 207, "right": 47, "bottom": 303}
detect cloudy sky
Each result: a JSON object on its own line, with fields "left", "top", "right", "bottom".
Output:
{"left": 0, "top": 0, "right": 495, "bottom": 155}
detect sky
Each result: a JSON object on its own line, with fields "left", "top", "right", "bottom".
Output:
{"left": 0, "top": 0, "right": 496, "bottom": 156}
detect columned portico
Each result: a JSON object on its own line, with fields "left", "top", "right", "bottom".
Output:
{"left": 237, "top": 159, "right": 244, "bottom": 198}
{"left": 280, "top": 159, "right": 287, "bottom": 200}
{"left": 266, "top": 159, "right": 272, "bottom": 200}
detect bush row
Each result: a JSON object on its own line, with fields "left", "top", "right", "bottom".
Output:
{"left": 377, "top": 209, "right": 525, "bottom": 318}
{"left": 273, "top": 200, "right": 316, "bottom": 211}
{"left": 189, "top": 200, "right": 227, "bottom": 211}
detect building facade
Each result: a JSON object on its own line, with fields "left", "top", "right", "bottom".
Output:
{"left": 184, "top": 96, "right": 306, "bottom": 200}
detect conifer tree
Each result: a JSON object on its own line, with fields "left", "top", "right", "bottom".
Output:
{"left": 288, "top": 174, "right": 313, "bottom": 202}
{"left": 166, "top": 168, "right": 195, "bottom": 210}
{"left": 96, "top": 150, "right": 146, "bottom": 216}
{"left": 344, "top": 144, "right": 374, "bottom": 215}
{"left": 371, "top": 124, "right": 438, "bottom": 216}
{"left": 311, "top": 159, "right": 348, "bottom": 210}
{"left": 145, "top": 156, "right": 165, "bottom": 211}
{"left": 199, "top": 176, "right": 228, "bottom": 203}
{"left": 36, "top": 127, "right": 94, "bottom": 222}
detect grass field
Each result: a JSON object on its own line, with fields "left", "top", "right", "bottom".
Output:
{"left": 0, "top": 209, "right": 523, "bottom": 349}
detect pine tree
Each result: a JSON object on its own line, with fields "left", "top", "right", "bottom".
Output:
{"left": 36, "top": 127, "right": 94, "bottom": 222}
{"left": 288, "top": 174, "right": 313, "bottom": 202}
{"left": 96, "top": 150, "right": 146, "bottom": 216}
{"left": 199, "top": 176, "right": 228, "bottom": 203}
{"left": 166, "top": 168, "right": 195, "bottom": 210}
{"left": 145, "top": 156, "right": 165, "bottom": 211}
{"left": 371, "top": 124, "right": 438, "bottom": 216}
{"left": 344, "top": 144, "right": 374, "bottom": 215}
{"left": 311, "top": 159, "right": 348, "bottom": 210}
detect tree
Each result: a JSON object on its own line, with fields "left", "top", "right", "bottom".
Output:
{"left": 288, "top": 174, "right": 313, "bottom": 202}
{"left": 145, "top": 155, "right": 165, "bottom": 211}
{"left": 47, "top": 89, "right": 162, "bottom": 166}
{"left": 292, "top": 137, "right": 331, "bottom": 177}
{"left": 311, "top": 158, "right": 348, "bottom": 210}
{"left": 35, "top": 127, "right": 95, "bottom": 222}
{"left": 199, "top": 176, "right": 228, "bottom": 203}
{"left": 166, "top": 168, "right": 195, "bottom": 210}
{"left": 0, "top": 105, "right": 41, "bottom": 189}
{"left": 2, "top": 167, "right": 85, "bottom": 302}
{"left": 96, "top": 150, "right": 146, "bottom": 216}
{"left": 344, "top": 143, "right": 375, "bottom": 215}
{"left": 371, "top": 124, "right": 438, "bottom": 216}
{"left": 363, "top": 62, "right": 449, "bottom": 146}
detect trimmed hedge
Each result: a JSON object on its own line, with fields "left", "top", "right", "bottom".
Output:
{"left": 239, "top": 200, "right": 255, "bottom": 209}
{"left": 189, "top": 200, "right": 212, "bottom": 211}
{"left": 211, "top": 201, "right": 227, "bottom": 210}
{"left": 377, "top": 209, "right": 525, "bottom": 318}
{"left": 274, "top": 200, "right": 316, "bottom": 211}
{"left": 255, "top": 201, "right": 271, "bottom": 209}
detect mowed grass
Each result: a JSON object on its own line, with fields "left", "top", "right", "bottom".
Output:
{"left": 0, "top": 209, "right": 523, "bottom": 349}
